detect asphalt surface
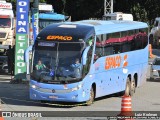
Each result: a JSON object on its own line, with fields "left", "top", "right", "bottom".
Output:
{"left": 0, "top": 66, "right": 160, "bottom": 120}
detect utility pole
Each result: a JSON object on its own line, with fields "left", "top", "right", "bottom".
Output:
{"left": 104, "top": 0, "right": 113, "bottom": 16}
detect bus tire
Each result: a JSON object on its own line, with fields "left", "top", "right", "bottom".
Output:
{"left": 124, "top": 77, "right": 131, "bottom": 96}
{"left": 40, "top": 100, "right": 48, "bottom": 103}
{"left": 86, "top": 87, "right": 95, "bottom": 106}
{"left": 130, "top": 78, "right": 136, "bottom": 96}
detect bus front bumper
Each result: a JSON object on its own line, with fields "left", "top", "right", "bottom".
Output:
{"left": 29, "top": 86, "right": 89, "bottom": 102}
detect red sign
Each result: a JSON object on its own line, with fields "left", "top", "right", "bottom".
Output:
{"left": 0, "top": 15, "right": 10, "bottom": 18}
{"left": 0, "top": 3, "right": 12, "bottom": 9}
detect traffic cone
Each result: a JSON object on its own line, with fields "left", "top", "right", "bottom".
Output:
{"left": 149, "top": 44, "right": 153, "bottom": 58}
{"left": 0, "top": 99, "right": 4, "bottom": 120}
{"left": 118, "top": 95, "right": 134, "bottom": 120}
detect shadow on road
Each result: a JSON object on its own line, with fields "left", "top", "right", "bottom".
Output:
{"left": 0, "top": 73, "right": 122, "bottom": 109}
{"left": 0, "top": 80, "right": 121, "bottom": 109}
{"left": 0, "top": 81, "right": 82, "bottom": 108}
{"left": 147, "top": 78, "right": 160, "bottom": 82}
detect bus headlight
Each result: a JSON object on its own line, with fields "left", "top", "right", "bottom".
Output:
{"left": 71, "top": 83, "right": 83, "bottom": 91}
{"left": 30, "top": 83, "right": 39, "bottom": 89}
{"left": 153, "top": 69, "right": 157, "bottom": 72}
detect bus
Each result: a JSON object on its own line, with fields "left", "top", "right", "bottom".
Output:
{"left": 25, "top": 20, "right": 149, "bottom": 105}
{"left": 38, "top": 3, "right": 66, "bottom": 31}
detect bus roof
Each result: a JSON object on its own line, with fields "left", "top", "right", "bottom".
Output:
{"left": 37, "top": 20, "right": 148, "bottom": 41}
{"left": 37, "top": 23, "right": 95, "bottom": 42}
{"left": 74, "top": 20, "right": 148, "bottom": 35}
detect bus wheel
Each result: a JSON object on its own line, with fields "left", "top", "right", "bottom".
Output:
{"left": 130, "top": 78, "right": 136, "bottom": 96}
{"left": 86, "top": 87, "right": 95, "bottom": 106}
{"left": 124, "top": 77, "right": 131, "bottom": 96}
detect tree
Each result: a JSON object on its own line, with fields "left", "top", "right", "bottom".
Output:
{"left": 6, "top": 0, "right": 160, "bottom": 26}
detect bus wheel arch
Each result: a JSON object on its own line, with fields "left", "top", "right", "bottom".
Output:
{"left": 124, "top": 75, "right": 131, "bottom": 96}
{"left": 134, "top": 73, "right": 138, "bottom": 88}
{"left": 130, "top": 73, "right": 137, "bottom": 96}
{"left": 86, "top": 83, "right": 96, "bottom": 106}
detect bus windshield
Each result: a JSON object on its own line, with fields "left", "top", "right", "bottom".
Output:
{"left": 31, "top": 42, "right": 85, "bottom": 84}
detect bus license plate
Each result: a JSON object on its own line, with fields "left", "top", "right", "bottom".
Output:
{"left": 49, "top": 95, "right": 58, "bottom": 99}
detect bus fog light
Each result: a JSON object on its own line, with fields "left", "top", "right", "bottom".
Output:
{"left": 71, "top": 87, "right": 78, "bottom": 91}
{"left": 78, "top": 83, "right": 83, "bottom": 89}
{"left": 71, "top": 83, "right": 83, "bottom": 91}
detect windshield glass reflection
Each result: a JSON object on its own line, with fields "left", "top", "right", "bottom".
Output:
{"left": 31, "top": 42, "right": 85, "bottom": 83}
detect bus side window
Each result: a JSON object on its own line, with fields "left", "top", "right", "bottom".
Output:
{"left": 112, "top": 32, "right": 121, "bottom": 54}
{"left": 140, "top": 28, "right": 148, "bottom": 49}
{"left": 135, "top": 29, "right": 143, "bottom": 50}
{"left": 82, "top": 37, "right": 93, "bottom": 76}
{"left": 82, "top": 48, "right": 92, "bottom": 76}
{"left": 113, "top": 44, "right": 121, "bottom": 54}
{"left": 122, "top": 42, "right": 131, "bottom": 52}
{"left": 128, "top": 30, "right": 135, "bottom": 51}
{"left": 94, "top": 36, "right": 103, "bottom": 62}
{"left": 104, "top": 46, "right": 113, "bottom": 56}
{"left": 104, "top": 33, "right": 114, "bottom": 56}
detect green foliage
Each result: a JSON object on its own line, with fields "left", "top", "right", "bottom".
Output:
{"left": 131, "top": 3, "right": 148, "bottom": 22}
{"left": 5, "top": 0, "right": 160, "bottom": 26}
{"left": 40, "top": 0, "right": 46, "bottom": 3}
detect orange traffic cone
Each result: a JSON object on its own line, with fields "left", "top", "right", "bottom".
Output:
{"left": 118, "top": 95, "right": 134, "bottom": 120}
{"left": 0, "top": 99, "right": 4, "bottom": 120}
{"left": 149, "top": 44, "right": 153, "bottom": 58}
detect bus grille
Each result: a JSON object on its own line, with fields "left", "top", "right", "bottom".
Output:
{"left": 0, "top": 32, "right": 7, "bottom": 38}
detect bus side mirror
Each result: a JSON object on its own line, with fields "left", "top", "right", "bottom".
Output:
{"left": 82, "top": 46, "right": 90, "bottom": 65}
{"left": 24, "top": 45, "right": 33, "bottom": 75}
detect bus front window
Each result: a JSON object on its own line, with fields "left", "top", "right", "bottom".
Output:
{"left": 56, "top": 43, "right": 84, "bottom": 80}
{"left": 31, "top": 42, "right": 85, "bottom": 83}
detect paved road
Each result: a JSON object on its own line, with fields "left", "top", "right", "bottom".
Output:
{"left": 0, "top": 74, "right": 160, "bottom": 120}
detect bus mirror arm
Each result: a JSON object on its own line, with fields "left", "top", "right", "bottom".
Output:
{"left": 82, "top": 46, "right": 90, "bottom": 65}
{"left": 24, "top": 45, "right": 33, "bottom": 75}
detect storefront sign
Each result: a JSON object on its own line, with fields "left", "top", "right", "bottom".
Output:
{"left": 15, "top": 0, "right": 29, "bottom": 79}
